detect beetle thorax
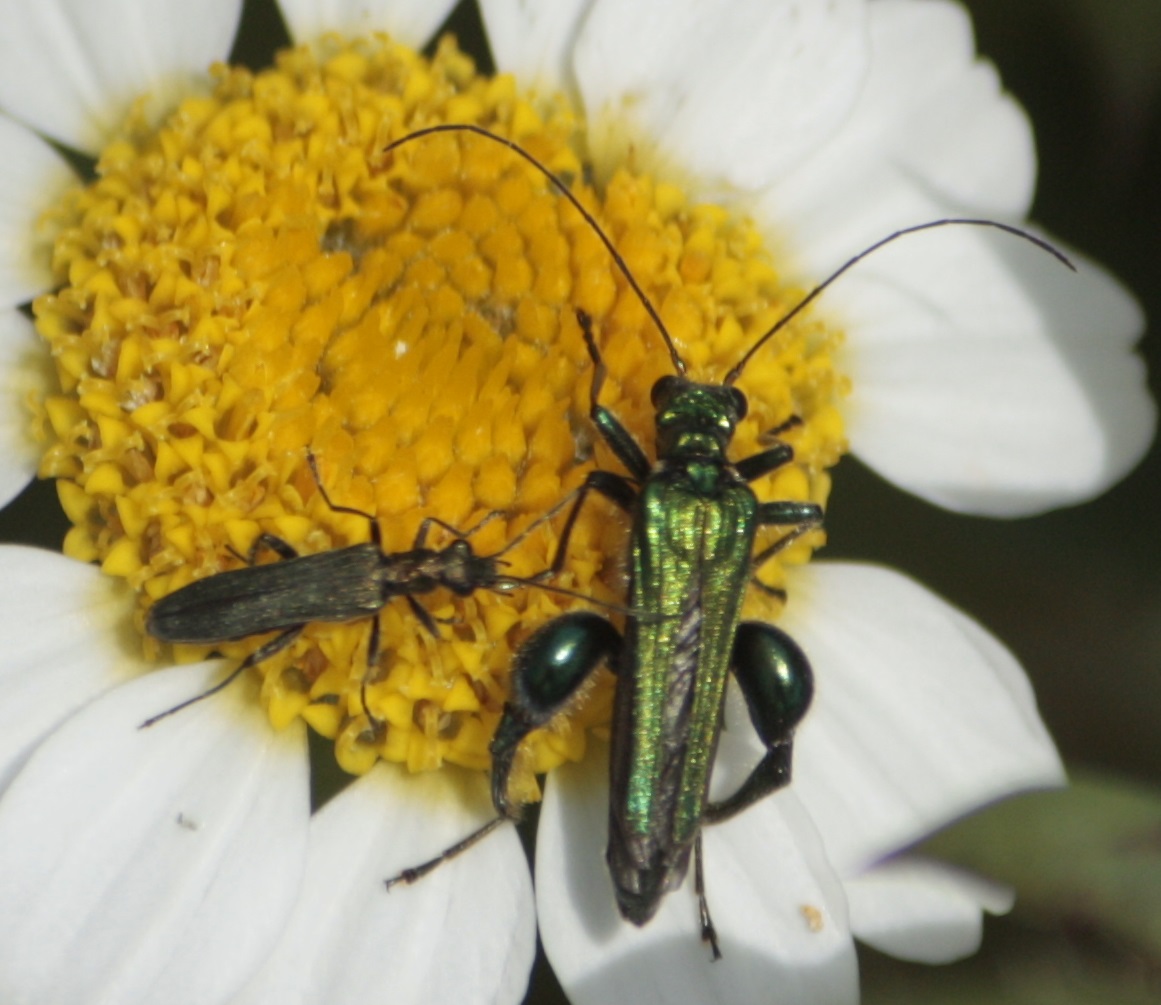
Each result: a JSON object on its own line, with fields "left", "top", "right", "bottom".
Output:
{"left": 438, "top": 539, "right": 495, "bottom": 595}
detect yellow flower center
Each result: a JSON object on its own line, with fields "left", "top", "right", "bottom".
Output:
{"left": 32, "top": 34, "right": 846, "bottom": 800}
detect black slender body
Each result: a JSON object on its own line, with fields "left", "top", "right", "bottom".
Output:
{"left": 147, "top": 535, "right": 499, "bottom": 645}
{"left": 140, "top": 456, "right": 578, "bottom": 728}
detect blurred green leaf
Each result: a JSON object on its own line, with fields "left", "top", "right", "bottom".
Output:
{"left": 924, "top": 770, "right": 1161, "bottom": 964}
{"left": 861, "top": 923, "right": 1161, "bottom": 1005}
{"left": 862, "top": 771, "right": 1161, "bottom": 1004}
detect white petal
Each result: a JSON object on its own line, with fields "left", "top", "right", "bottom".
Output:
{"left": 782, "top": 563, "right": 1064, "bottom": 875}
{"left": 573, "top": 0, "right": 868, "bottom": 190}
{"left": 829, "top": 223, "right": 1153, "bottom": 515}
{"left": 846, "top": 856, "right": 1014, "bottom": 963}
{"left": 748, "top": 1, "right": 1152, "bottom": 515}
{"left": 0, "top": 546, "right": 141, "bottom": 791}
{"left": 767, "top": 0, "right": 1035, "bottom": 261}
{"left": 0, "top": 115, "right": 75, "bottom": 306}
{"left": 0, "top": 0, "right": 242, "bottom": 152}
{"left": 277, "top": 0, "right": 459, "bottom": 48}
{"left": 233, "top": 763, "right": 535, "bottom": 1005}
{"left": 480, "top": 0, "right": 590, "bottom": 95}
{"left": 869, "top": 1, "right": 1034, "bottom": 216}
{"left": 0, "top": 313, "right": 51, "bottom": 509}
{"left": 0, "top": 661, "right": 310, "bottom": 1005}
{"left": 537, "top": 746, "right": 858, "bottom": 1005}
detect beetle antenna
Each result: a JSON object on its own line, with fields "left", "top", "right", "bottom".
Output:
{"left": 383, "top": 123, "right": 687, "bottom": 375}
{"left": 723, "top": 218, "right": 1076, "bottom": 386}
{"left": 491, "top": 576, "right": 669, "bottom": 622}
{"left": 483, "top": 486, "right": 587, "bottom": 561}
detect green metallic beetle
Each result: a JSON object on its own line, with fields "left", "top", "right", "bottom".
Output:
{"left": 487, "top": 307, "right": 821, "bottom": 957}
{"left": 381, "top": 125, "right": 1074, "bottom": 955}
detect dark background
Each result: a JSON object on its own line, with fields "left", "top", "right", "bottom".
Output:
{"left": 1, "top": 1, "right": 1156, "bottom": 1001}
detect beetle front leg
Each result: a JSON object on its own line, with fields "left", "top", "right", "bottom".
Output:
{"left": 491, "top": 611, "right": 622, "bottom": 815}
{"left": 703, "top": 622, "right": 813, "bottom": 825}
{"left": 576, "top": 308, "right": 652, "bottom": 482}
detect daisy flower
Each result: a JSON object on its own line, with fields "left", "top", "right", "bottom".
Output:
{"left": 0, "top": 1, "right": 1152, "bottom": 1004}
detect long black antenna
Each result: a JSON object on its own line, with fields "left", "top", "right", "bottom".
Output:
{"left": 722, "top": 218, "right": 1076, "bottom": 386}
{"left": 476, "top": 486, "right": 654, "bottom": 617}
{"left": 382, "top": 123, "right": 687, "bottom": 375}
{"left": 490, "top": 576, "right": 644, "bottom": 618}
{"left": 384, "top": 130, "right": 1077, "bottom": 390}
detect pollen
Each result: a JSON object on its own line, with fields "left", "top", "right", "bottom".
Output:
{"left": 32, "top": 34, "right": 845, "bottom": 795}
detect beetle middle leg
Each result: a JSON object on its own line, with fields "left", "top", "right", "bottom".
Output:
{"left": 358, "top": 597, "right": 443, "bottom": 739}
{"left": 732, "top": 429, "right": 824, "bottom": 598}
{"left": 413, "top": 510, "right": 504, "bottom": 549}
{"left": 306, "top": 449, "right": 383, "bottom": 549}
{"left": 747, "top": 499, "right": 824, "bottom": 599}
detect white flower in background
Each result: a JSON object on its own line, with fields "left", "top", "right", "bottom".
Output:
{"left": 0, "top": 2, "right": 1151, "bottom": 1005}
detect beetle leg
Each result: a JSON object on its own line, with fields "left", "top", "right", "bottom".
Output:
{"left": 405, "top": 594, "right": 442, "bottom": 638}
{"left": 748, "top": 579, "right": 788, "bottom": 602}
{"left": 306, "top": 450, "right": 382, "bottom": 546}
{"left": 383, "top": 612, "right": 621, "bottom": 893}
{"left": 694, "top": 834, "right": 723, "bottom": 960}
{"left": 734, "top": 443, "right": 794, "bottom": 483}
{"left": 576, "top": 308, "right": 652, "bottom": 482}
{"left": 413, "top": 510, "right": 502, "bottom": 549}
{"left": 703, "top": 622, "right": 813, "bottom": 824}
{"left": 491, "top": 611, "right": 622, "bottom": 816}
{"left": 545, "top": 469, "right": 637, "bottom": 580}
{"left": 358, "top": 613, "right": 388, "bottom": 739}
{"left": 306, "top": 450, "right": 376, "bottom": 521}
{"left": 748, "top": 501, "right": 824, "bottom": 593}
{"left": 140, "top": 624, "right": 305, "bottom": 729}
{"left": 383, "top": 816, "right": 510, "bottom": 891}
{"left": 529, "top": 308, "right": 644, "bottom": 584}
{"left": 759, "top": 414, "right": 805, "bottom": 442}
{"left": 755, "top": 500, "right": 823, "bottom": 534}
{"left": 491, "top": 486, "right": 583, "bottom": 570}
{"left": 246, "top": 532, "right": 299, "bottom": 564}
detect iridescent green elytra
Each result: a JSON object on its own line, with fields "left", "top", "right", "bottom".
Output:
{"left": 622, "top": 468, "right": 759, "bottom": 852}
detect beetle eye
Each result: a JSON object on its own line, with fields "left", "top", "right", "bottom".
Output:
{"left": 728, "top": 387, "right": 748, "bottom": 420}
{"left": 651, "top": 375, "right": 680, "bottom": 408}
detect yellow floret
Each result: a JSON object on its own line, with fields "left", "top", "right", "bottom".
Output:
{"left": 32, "top": 33, "right": 845, "bottom": 794}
